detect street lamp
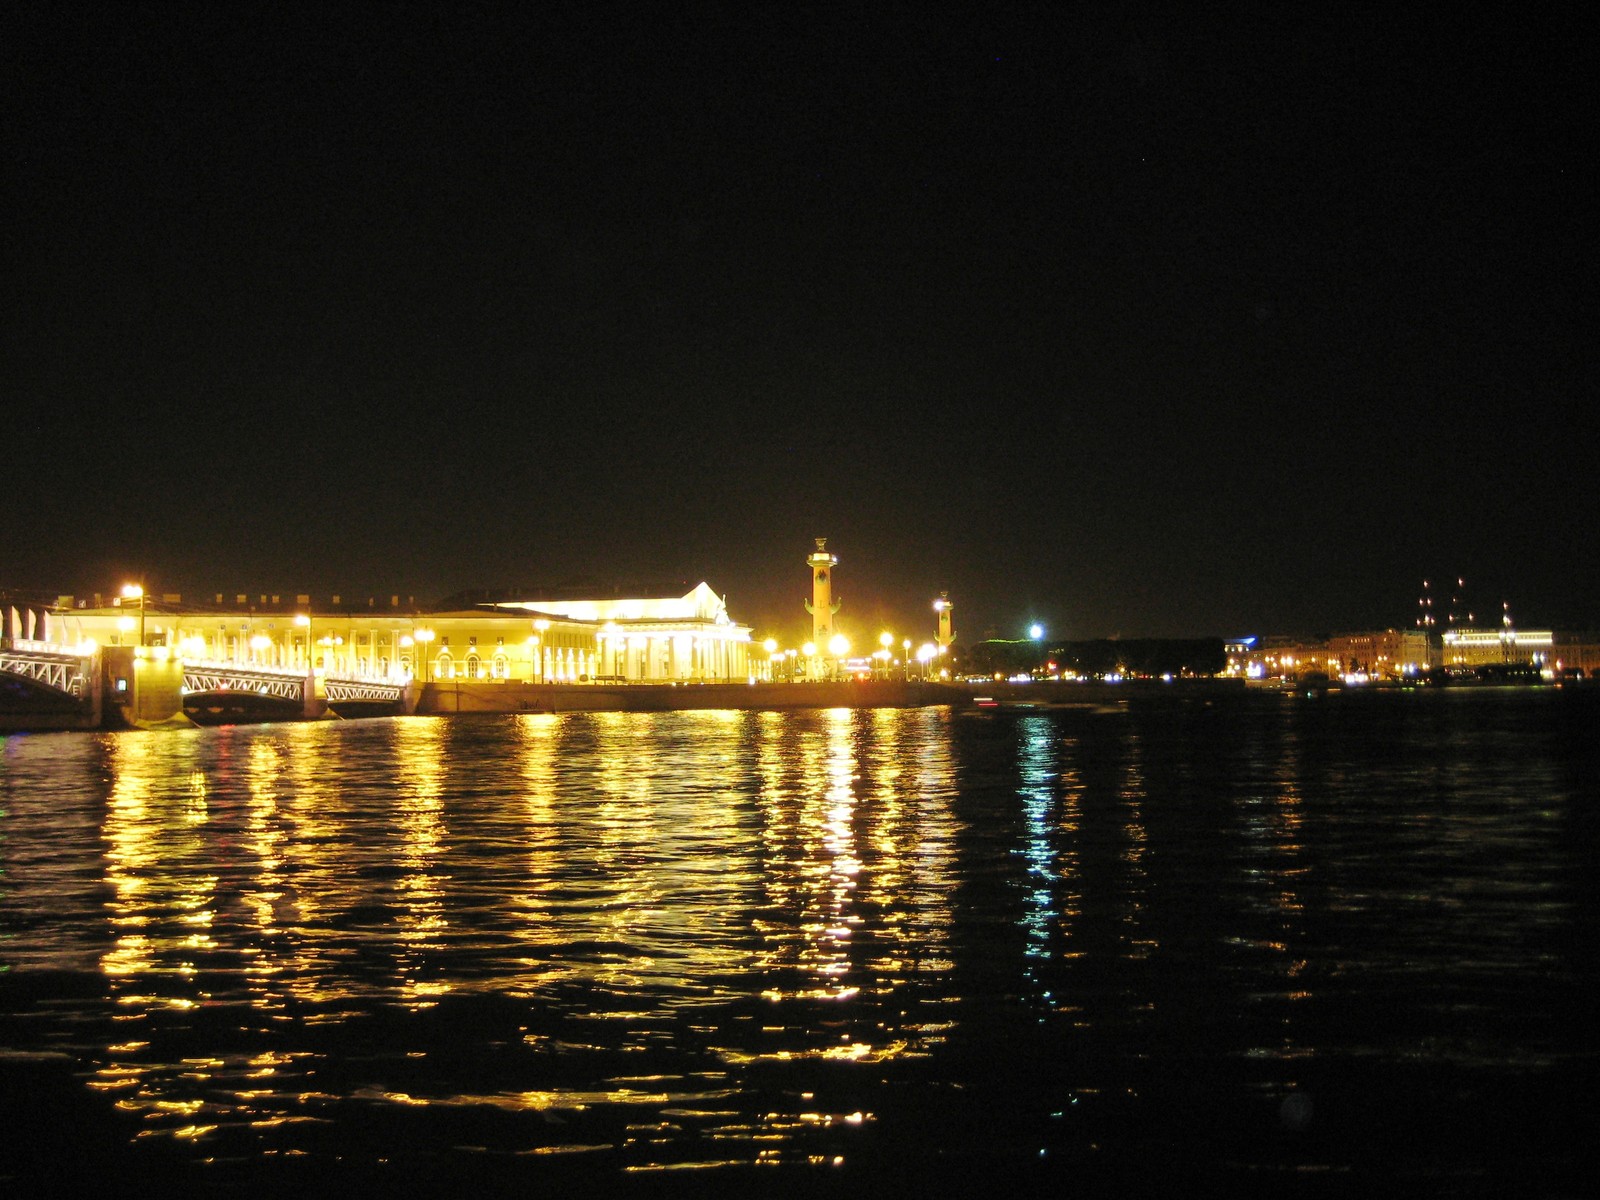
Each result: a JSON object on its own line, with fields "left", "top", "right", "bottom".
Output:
{"left": 121, "top": 583, "right": 145, "bottom": 647}
{"left": 903, "top": 638, "right": 912, "bottom": 680}
{"left": 414, "top": 627, "right": 435, "bottom": 683}
{"left": 878, "top": 631, "right": 893, "bottom": 678}
{"left": 533, "top": 619, "right": 550, "bottom": 683}
{"left": 828, "top": 633, "right": 850, "bottom": 679}
{"left": 295, "top": 613, "right": 312, "bottom": 669}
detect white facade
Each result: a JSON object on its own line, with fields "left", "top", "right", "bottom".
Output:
{"left": 491, "top": 583, "right": 753, "bottom": 682}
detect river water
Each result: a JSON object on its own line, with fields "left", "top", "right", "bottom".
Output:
{"left": 1, "top": 689, "right": 1595, "bottom": 1196}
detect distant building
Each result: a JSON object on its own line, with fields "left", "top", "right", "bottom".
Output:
{"left": 1234, "top": 635, "right": 1331, "bottom": 680}
{"left": 1551, "top": 632, "right": 1600, "bottom": 675}
{"left": 1327, "top": 629, "right": 1434, "bottom": 678}
{"left": 1440, "top": 626, "right": 1553, "bottom": 668}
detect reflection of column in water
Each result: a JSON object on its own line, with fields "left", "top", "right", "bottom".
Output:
{"left": 855, "top": 708, "right": 957, "bottom": 993}
{"left": 761, "top": 707, "right": 861, "bottom": 999}
{"left": 756, "top": 707, "right": 959, "bottom": 1037}
{"left": 752, "top": 708, "right": 853, "bottom": 997}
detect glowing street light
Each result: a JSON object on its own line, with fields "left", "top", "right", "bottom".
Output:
{"left": 295, "top": 613, "right": 312, "bottom": 669}
{"left": 121, "top": 583, "right": 146, "bottom": 647}
{"left": 1028, "top": 623, "right": 1045, "bottom": 640}
{"left": 414, "top": 627, "right": 436, "bottom": 683}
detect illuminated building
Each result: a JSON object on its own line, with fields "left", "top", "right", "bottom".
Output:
{"left": 1440, "top": 626, "right": 1553, "bottom": 668}
{"left": 51, "top": 582, "right": 752, "bottom": 684}
{"left": 1327, "top": 629, "right": 1435, "bottom": 678}
{"left": 1231, "top": 635, "right": 1330, "bottom": 681}
{"left": 488, "top": 582, "right": 751, "bottom": 681}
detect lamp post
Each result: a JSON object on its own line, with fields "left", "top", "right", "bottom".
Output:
{"left": 121, "top": 584, "right": 145, "bottom": 647}
{"left": 903, "top": 638, "right": 912, "bottom": 681}
{"left": 827, "top": 633, "right": 850, "bottom": 680}
{"left": 414, "top": 627, "right": 435, "bottom": 683}
{"left": 295, "top": 613, "right": 312, "bottom": 670}
{"left": 533, "top": 619, "right": 550, "bottom": 684}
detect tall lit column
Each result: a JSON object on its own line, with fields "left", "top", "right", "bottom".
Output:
{"left": 804, "top": 538, "right": 840, "bottom": 649}
{"left": 934, "top": 593, "right": 955, "bottom": 650}
{"left": 414, "top": 627, "right": 435, "bottom": 683}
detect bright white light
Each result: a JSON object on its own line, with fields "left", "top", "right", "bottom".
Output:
{"left": 1028, "top": 624, "right": 1044, "bottom": 639}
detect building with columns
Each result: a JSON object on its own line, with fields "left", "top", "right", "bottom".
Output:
{"left": 487, "top": 582, "right": 751, "bottom": 682}
{"left": 49, "top": 582, "right": 753, "bottom": 684}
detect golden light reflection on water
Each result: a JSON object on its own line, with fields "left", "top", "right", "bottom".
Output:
{"left": 748, "top": 707, "right": 958, "bottom": 1070}
{"left": 1, "top": 695, "right": 1582, "bottom": 1180}
{"left": 102, "top": 734, "right": 220, "bottom": 991}
{"left": 391, "top": 717, "right": 451, "bottom": 1006}
{"left": 1236, "top": 706, "right": 1314, "bottom": 1067}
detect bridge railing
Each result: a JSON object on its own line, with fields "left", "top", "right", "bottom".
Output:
{"left": 5, "top": 639, "right": 95, "bottom": 657}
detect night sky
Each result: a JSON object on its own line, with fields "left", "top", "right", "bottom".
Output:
{"left": 5, "top": 5, "right": 1590, "bottom": 644}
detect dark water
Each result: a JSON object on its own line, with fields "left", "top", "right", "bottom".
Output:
{"left": 2, "top": 690, "right": 1596, "bottom": 1196}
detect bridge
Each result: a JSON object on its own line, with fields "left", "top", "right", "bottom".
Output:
{"left": 0, "top": 641, "right": 94, "bottom": 701}
{"left": 1, "top": 640, "right": 412, "bottom": 731}
{"left": 1, "top": 642, "right": 99, "bottom": 732}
